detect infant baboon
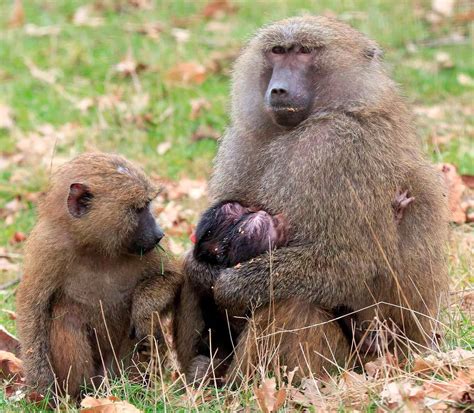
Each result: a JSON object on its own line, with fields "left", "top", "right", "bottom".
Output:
{"left": 193, "top": 201, "right": 288, "bottom": 267}
{"left": 16, "top": 153, "right": 181, "bottom": 399}
{"left": 178, "top": 16, "right": 448, "bottom": 383}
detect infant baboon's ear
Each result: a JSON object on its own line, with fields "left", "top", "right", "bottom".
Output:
{"left": 67, "top": 183, "right": 93, "bottom": 218}
{"left": 364, "top": 45, "right": 383, "bottom": 60}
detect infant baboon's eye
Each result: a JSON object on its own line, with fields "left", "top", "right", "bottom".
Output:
{"left": 271, "top": 46, "right": 285, "bottom": 55}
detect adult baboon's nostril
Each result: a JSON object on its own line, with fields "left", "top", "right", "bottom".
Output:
{"left": 271, "top": 87, "right": 287, "bottom": 95}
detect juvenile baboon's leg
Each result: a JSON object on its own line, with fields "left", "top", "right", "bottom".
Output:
{"left": 49, "top": 301, "right": 95, "bottom": 398}
{"left": 227, "top": 300, "right": 351, "bottom": 384}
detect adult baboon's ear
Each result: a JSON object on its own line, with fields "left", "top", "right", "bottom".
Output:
{"left": 67, "top": 183, "right": 93, "bottom": 218}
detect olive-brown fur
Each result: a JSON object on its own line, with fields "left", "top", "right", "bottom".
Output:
{"left": 16, "top": 153, "right": 181, "bottom": 398}
{"left": 178, "top": 16, "right": 449, "bottom": 382}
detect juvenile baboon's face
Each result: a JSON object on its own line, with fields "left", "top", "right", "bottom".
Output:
{"left": 45, "top": 153, "right": 164, "bottom": 256}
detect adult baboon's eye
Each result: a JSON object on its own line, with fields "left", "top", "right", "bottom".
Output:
{"left": 300, "top": 46, "right": 312, "bottom": 54}
{"left": 271, "top": 46, "right": 285, "bottom": 54}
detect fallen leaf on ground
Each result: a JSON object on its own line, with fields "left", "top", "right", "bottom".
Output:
{"left": 166, "top": 62, "right": 207, "bottom": 85}
{"left": 435, "top": 51, "right": 454, "bottom": 69}
{"left": 201, "top": 0, "right": 238, "bottom": 19}
{"left": 80, "top": 396, "right": 141, "bottom": 412}
{"left": 24, "top": 24, "right": 61, "bottom": 37}
{"left": 437, "top": 163, "right": 466, "bottom": 224}
{"left": 190, "top": 98, "right": 211, "bottom": 120}
{"left": 457, "top": 73, "right": 474, "bottom": 86}
{"left": 8, "top": 0, "right": 24, "bottom": 28}
{"left": 432, "top": 0, "right": 455, "bottom": 17}
{"left": 424, "top": 367, "right": 474, "bottom": 408}
{"left": 0, "top": 258, "right": 19, "bottom": 273}
{"left": 25, "top": 60, "right": 58, "bottom": 84}
{"left": 191, "top": 125, "right": 220, "bottom": 142}
{"left": 0, "top": 104, "right": 14, "bottom": 129}
{"left": 10, "top": 232, "right": 26, "bottom": 244}
{"left": 157, "top": 141, "right": 172, "bottom": 155}
{"left": 380, "top": 381, "right": 425, "bottom": 410}
{"left": 170, "top": 28, "right": 190, "bottom": 44}
{"left": 0, "top": 327, "right": 20, "bottom": 355}
{"left": 0, "top": 350, "right": 23, "bottom": 380}
{"left": 73, "top": 5, "right": 103, "bottom": 27}
{"left": 1, "top": 310, "right": 17, "bottom": 320}
{"left": 254, "top": 377, "right": 286, "bottom": 413}
{"left": 115, "top": 55, "right": 147, "bottom": 77}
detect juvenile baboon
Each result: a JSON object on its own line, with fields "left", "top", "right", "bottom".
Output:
{"left": 193, "top": 201, "right": 288, "bottom": 267}
{"left": 178, "top": 16, "right": 448, "bottom": 382}
{"left": 16, "top": 153, "right": 181, "bottom": 399}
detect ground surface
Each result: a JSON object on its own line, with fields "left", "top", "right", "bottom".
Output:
{"left": 0, "top": 0, "right": 472, "bottom": 411}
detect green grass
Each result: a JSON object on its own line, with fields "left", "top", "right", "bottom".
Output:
{"left": 0, "top": 0, "right": 472, "bottom": 411}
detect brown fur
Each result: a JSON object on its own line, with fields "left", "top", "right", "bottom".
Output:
{"left": 177, "top": 16, "right": 449, "bottom": 382}
{"left": 16, "top": 153, "right": 181, "bottom": 398}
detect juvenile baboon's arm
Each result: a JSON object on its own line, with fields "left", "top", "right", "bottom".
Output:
{"left": 16, "top": 266, "right": 61, "bottom": 394}
{"left": 131, "top": 258, "right": 182, "bottom": 339}
{"left": 212, "top": 244, "right": 380, "bottom": 316}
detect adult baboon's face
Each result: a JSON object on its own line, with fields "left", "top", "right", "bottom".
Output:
{"left": 262, "top": 45, "right": 316, "bottom": 128}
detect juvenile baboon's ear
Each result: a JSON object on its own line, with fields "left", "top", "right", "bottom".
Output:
{"left": 67, "top": 183, "right": 93, "bottom": 218}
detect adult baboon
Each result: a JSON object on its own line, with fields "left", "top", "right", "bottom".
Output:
{"left": 177, "top": 16, "right": 448, "bottom": 382}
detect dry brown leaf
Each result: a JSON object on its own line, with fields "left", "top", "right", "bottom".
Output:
{"left": 0, "top": 258, "right": 19, "bottom": 273}
{"left": 25, "top": 60, "right": 58, "bottom": 84}
{"left": 432, "top": 0, "right": 455, "bottom": 16}
{"left": 8, "top": 0, "right": 25, "bottom": 28}
{"left": 201, "top": 0, "right": 238, "bottom": 19}
{"left": 127, "top": 0, "right": 153, "bottom": 10}
{"left": 170, "top": 28, "right": 190, "bottom": 44}
{"left": 435, "top": 51, "right": 454, "bottom": 69}
{"left": 115, "top": 55, "right": 147, "bottom": 77}
{"left": 0, "top": 350, "right": 24, "bottom": 381}
{"left": 457, "top": 73, "right": 474, "bottom": 86}
{"left": 0, "top": 104, "right": 14, "bottom": 129}
{"left": 76, "top": 98, "right": 95, "bottom": 113}
{"left": 73, "top": 5, "right": 103, "bottom": 27}
{"left": 191, "top": 125, "right": 220, "bottom": 142}
{"left": 459, "top": 292, "right": 474, "bottom": 318}
{"left": 437, "top": 163, "right": 466, "bottom": 224}
{"left": 424, "top": 367, "right": 474, "bottom": 408}
{"left": 166, "top": 62, "right": 207, "bottom": 86}
{"left": 205, "top": 49, "right": 240, "bottom": 75}
{"left": 24, "top": 24, "right": 60, "bottom": 37}
{"left": 157, "top": 141, "right": 172, "bottom": 155}
{"left": 254, "top": 377, "right": 286, "bottom": 413}
{"left": 380, "top": 381, "right": 425, "bottom": 410}
{"left": 10, "top": 232, "right": 26, "bottom": 244}
{"left": 80, "top": 396, "right": 141, "bottom": 412}
{"left": 364, "top": 352, "right": 400, "bottom": 378}
{"left": 288, "top": 378, "right": 329, "bottom": 410}
{"left": 190, "top": 98, "right": 211, "bottom": 120}
{"left": 0, "top": 327, "right": 20, "bottom": 355}
{"left": 1, "top": 310, "right": 17, "bottom": 321}
{"left": 127, "top": 22, "right": 164, "bottom": 40}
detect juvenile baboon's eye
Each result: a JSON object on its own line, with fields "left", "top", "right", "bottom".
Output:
{"left": 271, "top": 46, "right": 285, "bottom": 54}
{"left": 300, "top": 46, "right": 312, "bottom": 54}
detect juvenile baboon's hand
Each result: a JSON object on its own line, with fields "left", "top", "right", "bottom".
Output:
{"left": 184, "top": 249, "right": 222, "bottom": 290}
